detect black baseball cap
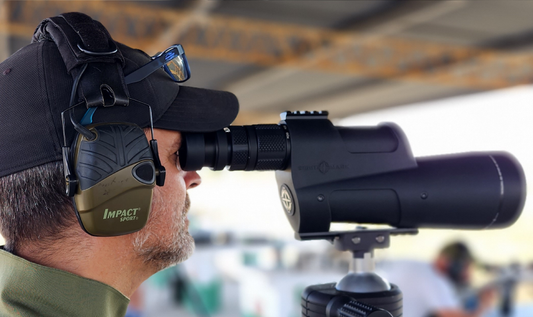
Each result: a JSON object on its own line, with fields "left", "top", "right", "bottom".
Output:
{"left": 0, "top": 27, "right": 239, "bottom": 178}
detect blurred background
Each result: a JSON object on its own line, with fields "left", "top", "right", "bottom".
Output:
{"left": 1, "top": 1, "right": 533, "bottom": 316}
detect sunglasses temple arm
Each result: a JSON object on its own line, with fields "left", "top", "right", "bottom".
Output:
{"left": 124, "top": 57, "right": 167, "bottom": 85}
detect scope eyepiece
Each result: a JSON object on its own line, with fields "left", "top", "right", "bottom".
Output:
{"left": 180, "top": 124, "right": 290, "bottom": 171}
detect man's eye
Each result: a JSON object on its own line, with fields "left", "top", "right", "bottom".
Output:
{"left": 174, "top": 152, "right": 181, "bottom": 167}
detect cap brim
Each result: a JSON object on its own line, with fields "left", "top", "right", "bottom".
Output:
{"left": 154, "top": 85, "right": 239, "bottom": 133}
{"left": 118, "top": 41, "right": 239, "bottom": 133}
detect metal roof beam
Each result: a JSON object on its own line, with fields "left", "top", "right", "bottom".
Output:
{"left": 2, "top": 0, "right": 532, "bottom": 91}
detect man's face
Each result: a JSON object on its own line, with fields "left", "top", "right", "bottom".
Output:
{"left": 437, "top": 255, "right": 473, "bottom": 287}
{"left": 131, "top": 128, "right": 201, "bottom": 270}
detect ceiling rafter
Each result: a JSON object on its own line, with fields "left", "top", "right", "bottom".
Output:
{"left": 1, "top": 0, "right": 532, "bottom": 90}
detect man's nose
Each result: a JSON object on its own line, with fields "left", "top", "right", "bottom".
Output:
{"left": 184, "top": 171, "right": 201, "bottom": 189}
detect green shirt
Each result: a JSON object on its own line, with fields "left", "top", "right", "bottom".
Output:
{"left": 0, "top": 248, "right": 129, "bottom": 317}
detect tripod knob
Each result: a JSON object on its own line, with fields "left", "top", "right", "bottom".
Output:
{"left": 337, "top": 300, "right": 392, "bottom": 317}
{"left": 303, "top": 283, "right": 401, "bottom": 317}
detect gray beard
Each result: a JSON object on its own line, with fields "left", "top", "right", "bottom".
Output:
{"left": 131, "top": 193, "right": 195, "bottom": 271}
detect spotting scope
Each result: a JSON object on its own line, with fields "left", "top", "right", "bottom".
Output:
{"left": 179, "top": 111, "right": 526, "bottom": 235}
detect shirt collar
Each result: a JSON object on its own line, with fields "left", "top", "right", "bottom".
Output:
{"left": 0, "top": 248, "right": 129, "bottom": 317}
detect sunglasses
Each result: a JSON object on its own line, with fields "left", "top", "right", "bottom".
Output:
{"left": 125, "top": 44, "right": 191, "bottom": 85}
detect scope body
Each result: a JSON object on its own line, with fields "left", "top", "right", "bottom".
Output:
{"left": 180, "top": 111, "right": 526, "bottom": 235}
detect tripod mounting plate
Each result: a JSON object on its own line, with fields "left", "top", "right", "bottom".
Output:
{"left": 297, "top": 228, "right": 418, "bottom": 258}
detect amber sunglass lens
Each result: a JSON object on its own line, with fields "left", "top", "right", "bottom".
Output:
{"left": 165, "top": 55, "right": 189, "bottom": 82}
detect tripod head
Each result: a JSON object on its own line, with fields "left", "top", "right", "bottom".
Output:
{"left": 300, "top": 228, "right": 417, "bottom": 317}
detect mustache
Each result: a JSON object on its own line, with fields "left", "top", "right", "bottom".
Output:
{"left": 183, "top": 193, "right": 190, "bottom": 214}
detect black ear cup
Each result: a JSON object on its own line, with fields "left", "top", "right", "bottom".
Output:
{"left": 70, "top": 123, "right": 160, "bottom": 236}
{"left": 75, "top": 124, "right": 153, "bottom": 190}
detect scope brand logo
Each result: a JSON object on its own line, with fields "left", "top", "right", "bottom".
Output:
{"left": 318, "top": 162, "right": 329, "bottom": 174}
{"left": 298, "top": 161, "right": 349, "bottom": 174}
{"left": 103, "top": 208, "right": 141, "bottom": 222}
{"left": 280, "top": 185, "right": 295, "bottom": 216}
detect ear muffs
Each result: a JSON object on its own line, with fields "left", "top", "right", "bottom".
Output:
{"left": 44, "top": 12, "right": 168, "bottom": 236}
{"left": 65, "top": 122, "right": 165, "bottom": 236}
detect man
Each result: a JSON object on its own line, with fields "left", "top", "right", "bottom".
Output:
{"left": 379, "top": 242, "right": 495, "bottom": 317}
{"left": 0, "top": 13, "right": 238, "bottom": 316}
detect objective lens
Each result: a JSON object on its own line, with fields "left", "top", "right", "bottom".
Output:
{"left": 180, "top": 124, "right": 290, "bottom": 171}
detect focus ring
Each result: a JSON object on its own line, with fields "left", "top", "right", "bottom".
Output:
{"left": 229, "top": 127, "right": 249, "bottom": 170}
{"left": 255, "top": 125, "right": 287, "bottom": 170}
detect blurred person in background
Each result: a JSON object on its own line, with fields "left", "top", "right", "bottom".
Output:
{"left": 379, "top": 241, "right": 495, "bottom": 317}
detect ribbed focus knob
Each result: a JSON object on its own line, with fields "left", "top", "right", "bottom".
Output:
{"left": 338, "top": 301, "right": 392, "bottom": 317}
